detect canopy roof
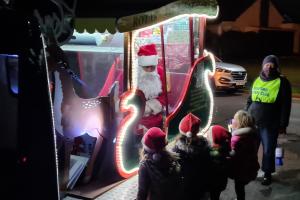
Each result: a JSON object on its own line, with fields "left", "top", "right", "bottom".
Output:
{"left": 75, "top": 0, "right": 218, "bottom": 33}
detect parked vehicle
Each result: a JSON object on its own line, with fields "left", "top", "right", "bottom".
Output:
{"left": 212, "top": 56, "right": 247, "bottom": 91}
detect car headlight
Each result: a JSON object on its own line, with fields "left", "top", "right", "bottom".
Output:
{"left": 216, "top": 67, "right": 223, "bottom": 72}
{"left": 219, "top": 77, "right": 231, "bottom": 82}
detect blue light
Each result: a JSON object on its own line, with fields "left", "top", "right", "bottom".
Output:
{"left": 0, "top": 54, "right": 18, "bottom": 58}
{"left": 0, "top": 54, "right": 19, "bottom": 95}
{"left": 11, "top": 85, "right": 18, "bottom": 94}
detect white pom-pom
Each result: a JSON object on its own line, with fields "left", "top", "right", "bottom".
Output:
{"left": 186, "top": 132, "right": 193, "bottom": 138}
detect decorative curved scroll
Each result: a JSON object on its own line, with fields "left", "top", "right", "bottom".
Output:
{"left": 115, "top": 89, "right": 146, "bottom": 178}
{"left": 165, "top": 50, "right": 216, "bottom": 140}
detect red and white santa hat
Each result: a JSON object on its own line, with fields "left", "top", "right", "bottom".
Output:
{"left": 137, "top": 44, "right": 159, "bottom": 67}
{"left": 206, "top": 125, "right": 231, "bottom": 148}
{"left": 179, "top": 113, "right": 201, "bottom": 138}
{"left": 142, "top": 127, "right": 167, "bottom": 153}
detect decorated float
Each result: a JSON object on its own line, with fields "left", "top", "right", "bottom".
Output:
{"left": 0, "top": 0, "right": 219, "bottom": 199}
{"left": 50, "top": 1, "right": 219, "bottom": 198}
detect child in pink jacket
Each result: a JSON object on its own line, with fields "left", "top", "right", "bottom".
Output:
{"left": 230, "top": 110, "right": 260, "bottom": 200}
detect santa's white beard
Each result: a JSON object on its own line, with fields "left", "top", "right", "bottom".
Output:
{"left": 138, "top": 69, "right": 162, "bottom": 100}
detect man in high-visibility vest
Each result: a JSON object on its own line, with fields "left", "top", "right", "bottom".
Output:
{"left": 246, "top": 55, "right": 291, "bottom": 186}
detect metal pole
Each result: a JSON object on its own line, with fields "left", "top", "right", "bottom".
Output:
{"left": 189, "top": 17, "right": 194, "bottom": 65}
{"left": 159, "top": 25, "right": 169, "bottom": 117}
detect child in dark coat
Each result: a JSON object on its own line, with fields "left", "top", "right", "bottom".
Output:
{"left": 173, "top": 113, "right": 211, "bottom": 200}
{"left": 229, "top": 110, "right": 260, "bottom": 200}
{"left": 137, "top": 127, "right": 183, "bottom": 200}
{"left": 206, "top": 125, "right": 232, "bottom": 200}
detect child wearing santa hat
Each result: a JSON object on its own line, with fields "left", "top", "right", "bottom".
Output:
{"left": 173, "top": 113, "right": 211, "bottom": 199}
{"left": 137, "top": 127, "right": 183, "bottom": 200}
{"left": 229, "top": 110, "right": 260, "bottom": 200}
{"left": 206, "top": 124, "right": 231, "bottom": 200}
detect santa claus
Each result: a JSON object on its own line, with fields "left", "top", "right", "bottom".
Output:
{"left": 137, "top": 44, "right": 167, "bottom": 130}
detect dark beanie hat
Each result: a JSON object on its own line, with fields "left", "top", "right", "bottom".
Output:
{"left": 262, "top": 55, "right": 279, "bottom": 69}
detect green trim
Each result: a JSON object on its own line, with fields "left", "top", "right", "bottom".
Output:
{"left": 75, "top": 18, "right": 117, "bottom": 34}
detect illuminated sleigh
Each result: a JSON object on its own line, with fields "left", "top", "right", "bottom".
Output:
{"left": 54, "top": 2, "right": 218, "bottom": 198}
{"left": 115, "top": 15, "right": 217, "bottom": 179}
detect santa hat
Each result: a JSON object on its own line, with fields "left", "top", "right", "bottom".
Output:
{"left": 179, "top": 113, "right": 201, "bottom": 138}
{"left": 142, "top": 127, "right": 167, "bottom": 153}
{"left": 138, "top": 44, "right": 158, "bottom": 67}
{"left": 207, "top": 125, "right": 231, "bottom": 148}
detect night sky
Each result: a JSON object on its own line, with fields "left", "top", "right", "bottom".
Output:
{"left": 217, "top": 0, "right": 300, "bottom": 23}
{"left": 14, "top": 0, "right": 300, "bottom": 23}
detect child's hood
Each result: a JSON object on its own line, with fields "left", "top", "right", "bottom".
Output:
{"left": 232, "top": 127, "right": 255, "bottom": 136}
{"left": 175, "top": 136, "right": 209, "bottom": 155}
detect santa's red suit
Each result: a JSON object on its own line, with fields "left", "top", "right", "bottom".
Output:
{"left": 137, "top": 44, "right": 167, "bottom": 130}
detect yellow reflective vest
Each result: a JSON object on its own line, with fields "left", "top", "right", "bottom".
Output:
{"left": 251, "top": 77, "right": 281, "bottom": 103}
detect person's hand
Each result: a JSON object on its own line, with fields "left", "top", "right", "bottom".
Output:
{"left": 144, "top": 102, "right": 152, "bottom": 116}
{"left": 279, "top": 127, "right": 287, "bottom": 135}
{"left": 47, "top": 43, "right": 66, "bottom": 62}
{"left": 46, "top": 44, "right": 68, "bottom": 72}
{"left": 146, "top": 99, "right": 162, "bottom": 115}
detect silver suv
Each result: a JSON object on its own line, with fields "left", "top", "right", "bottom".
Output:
{"left": 212, "top": 57, "right": 247, "bottom": 91}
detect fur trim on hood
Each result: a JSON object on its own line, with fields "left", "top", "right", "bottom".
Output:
{"left": 232, "top": 127, "right": 256, "bottom": 136}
